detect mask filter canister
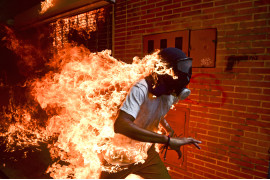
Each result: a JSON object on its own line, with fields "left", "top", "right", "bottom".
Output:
{"left": 178, "top": 88, "right": 191, "bottom": 100}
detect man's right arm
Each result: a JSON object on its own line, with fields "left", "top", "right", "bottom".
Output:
{"left": 114, "top": 110, "right": 202, "bottom": 151}
{"left": 114, "top": 110, "right": 168, "bottom": 144}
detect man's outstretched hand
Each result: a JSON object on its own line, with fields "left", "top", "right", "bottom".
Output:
{"left": 169, "top": 137, "right": 202, "bottom": 159}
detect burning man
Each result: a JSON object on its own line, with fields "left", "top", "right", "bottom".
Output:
{"left": 100, "top": 48, "right": 202, "bottom": 179}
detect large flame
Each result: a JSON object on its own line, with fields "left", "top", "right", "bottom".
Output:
{"left": 1, "top": 28, "right": 174, "bottom": 178}
{"left": 40, "top": 0, "right": 54, "bottom": 14}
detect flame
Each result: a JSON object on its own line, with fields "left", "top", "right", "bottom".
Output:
{"left": 40, "top": 0, "right": 54, "bottom": 14}
{"left": 50, "top": 8, "right": 104, "bottom": 50}
{"left": 126, "top": 174, "right": 143, "bottom": 179}
{"left": 1, "top": 32, "right": 175, "bottom": 178}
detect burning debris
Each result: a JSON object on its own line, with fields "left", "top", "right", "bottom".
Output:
{"left": 40, "top": 0, "right": 54, "bottom": 14}
{"left": 0, "top": 27, "right": 175, "bottom": 178}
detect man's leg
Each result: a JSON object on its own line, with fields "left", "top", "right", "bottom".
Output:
{"left": 133, "top": 145, "right": 171, "bottom": 179}
{"left": 99, "top": 165, "right": 134, "bottom": 179}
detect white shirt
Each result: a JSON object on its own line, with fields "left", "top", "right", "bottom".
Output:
{"left": 105, "top": 79, "right": 179, "bottom": 166}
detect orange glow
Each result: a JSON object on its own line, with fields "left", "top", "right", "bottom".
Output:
{"left": 1, "top": 34, "right": 174, "bottom": 178}
{"left": 50, "top": 8, "right": 105, "bottom": 50}
{"left": 40, "top": 0, "right": 54, "bottom": 14}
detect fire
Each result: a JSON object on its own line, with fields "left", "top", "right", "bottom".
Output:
{"left": 1, "top": 27, "right": 175, "bottom": 178}
{"left": 40, "top": 0, "right": 54, "bottom": 14}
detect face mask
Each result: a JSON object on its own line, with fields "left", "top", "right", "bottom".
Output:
{"left": 178, "top": 88, "right": 191, "bottom": 100}
{"left": 149, "top": 73, "right": 191, "bottom": 97}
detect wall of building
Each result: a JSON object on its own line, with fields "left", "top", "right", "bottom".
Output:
{"left": 113, "top": 0, "right": 270, "bottom": 178}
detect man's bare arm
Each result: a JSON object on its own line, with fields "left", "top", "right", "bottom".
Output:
{"left": 114, "top": 110, "right": 202, "bottom": 150}
{"left": 160, "top": 117, "right": 174, "bottom": 137}
{"left": 114, "top": 110, "right": 168, "bottom": 144}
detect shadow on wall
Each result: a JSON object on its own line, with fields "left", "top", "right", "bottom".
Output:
{"left": 226, "top": 55, "right": 258, "bottom": 71}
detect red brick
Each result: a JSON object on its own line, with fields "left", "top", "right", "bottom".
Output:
{"left": 219, "top": 139, "right": 243, "bottom": 149}
{"left": 208, "top": 131, "right": 231, "bottom": 139}
{"left": 215, "top": 0, "right": 238, "bottom": 6}
{"left": 186, "top": 167, "right": 205, "bottom": 178}
{"left": 232, "top": 124, "right": 259, "bottom": 132}
{"left": 229, "top": 158, "right": 255, "bottom": 169}
{"left": 238, "top": 48, "right": 266, "bottom": 54}
{"left": 225, "top": 41, "right": 251, "bottom": 48}
{"left": 234, "top": 99, "right": 261, "bottom": 107}
{"left": 247, "top": 107, "right": 270, "bottom": 114}
{"left": 216, "top": 171, "right": 239, "bottom": 179}
{"left": 156, "top": 10, "right": 172, "bottom": 17}
{"left": 264, "top": 76, "right": 270, "bottom": 81}
{"left": 217, "top": 161, "right": 241, "bottom": 171}
{"left": 240, "top": 6, "right": 268, "bottom": 15}
{"left": 239, "top": 136, "right": 258, "bottom": 144}
{"left": 230, "top": 146, "right": 257, "bottom": 157}
{"left": 250, "top": 81, "right": 270, "bottom": 88}
{"left": 203, "top": 6, "right": 225, "bottom": 13}
{"left": 214, "top": 10, "right": 238, "bottom": 18}
{"left": 251, "top": 68, "right": 270, "bottom": 74}
{"left": 246, "top": 119, "right": 270, "bottom": 128}
{"left": 203, "top": 18, "right": 226, "bottom": 26}
{"left": 228, "top": 169, "right": 253, "bottom": 179}
{"left": 244, "top": 132, "right": 270, "bottom": 141}
{"left": 197, "top": 111, "right": 220, "bottom": 120}
{"left": 229, "top": 67, "right": 250, "bottom": 73}
{"left": 194, "top": 164, "right": 215, "bottom": 174}
{"left": 146, "top": 17, "right": 163, "bottom": 23}
{"left": 195, "top": 154, "right": 217, "bottom": 164}
{"left": 220, "top": 128, "right": 244, "bottom": 137}
{"left": 205, "top": 162, "right": 228, "bottom": 173}
{"left": 204, "top": 172, "right": 220, "bottom": 179}
{"left": 199, "top": 89, "right": 222, "bottom": 96}
{"left": 197, "top": 122, "right": 219, "bottom": 131}
{"left": 236, "top": 74, "right": 263, "bottom": 81}
{"left": 193, "top": 2, "right": 213, "bottom": 10}
{"left": 209, "top": 108, "right": 232, "bottom": 116}
{"left": 257, "top": 152, "right": 269, "bottom": 160}
{"left": 255, "top": 165, "right": 269, "bottom": 172}
{"left": 227, "top": 2, "right": 253, "bottom": 9}
{"left": 141, "top": 13, "right": 155, "bottom": 20}
{"left": 248, "top": 94, "right": 270, "bottom": 101}
{"left": 207, "top": 141, "right": 229, "bottom": 151}
{"left": 222, "top": 104, "right": 246, "bottom": 111}
{"left": 182, "top": 0, "right": 202, "bottom": 6}
{"left": 255, "top": 12, "right": 270, "bottom": 20}
{"left": 235, "top": 87, "right": 262, "bottom": 94}
{"left": 209, "top": 120, "right": 232, "bottom": 128}
{"left": 243, "top": 155, "right": 269, "bottom": 166}
{"left": 253, "top": 40, "right": 270, "bottom": 47}
{"left": 225, "top": 92, "right": 247, "bottom": 99}
{"left": 236, "top": 61, "right": 264, "bottom": 68}
{"left": 240, "top": 20, "right": 267, "bottom": 28}
{"left": 261, "top": 115, "right": 270, "bottom": 121}
{"left": 220, "top": 115, "right": 246, "bottom": 124}
{"left": 198, "top": 134, "right": 219, "bottom": 142}
{"left": 254, "top": 0, "right": 270, "bottom": 6}
{"left": 241, "top": 168, "right": 268, "bottom": 178}
{"left": 155, "top": 20, "right": 172, "bottom": 26}
{"left": 227, "top": 15, "right": 252, "bottom": 23}
{"left": 260, "top": 128, "right": 270, "bottom": 135}
{"left": 216, "top": 23, "right": 238, "bottom": 30}
{"left": 190, "top": 127, "right": 207, "bottom": 134}
{"left": 222, "top": 79, "right": 249, "bottom": 86}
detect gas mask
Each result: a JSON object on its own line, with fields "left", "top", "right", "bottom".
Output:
{"left": 147, "top": 47, "right": 192, "bottom": 99}
{"left": 150, "top": 70, "right": 191, "bottom": 99}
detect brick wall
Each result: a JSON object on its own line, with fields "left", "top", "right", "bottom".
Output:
{"left": 113, "top": 0, "right": 270, "bottom": 178}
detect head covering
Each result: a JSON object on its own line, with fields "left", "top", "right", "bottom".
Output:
{"left": 159, "top": 47, "right": 192, "bottom": 74}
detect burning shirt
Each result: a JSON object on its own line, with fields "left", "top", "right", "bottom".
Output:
{"left": 103, "top": 79, "right": 179, "bottom": 166}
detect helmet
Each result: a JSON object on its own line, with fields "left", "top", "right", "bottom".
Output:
{"left": 155, "top": 47, "right": 192, "bottom": 98}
